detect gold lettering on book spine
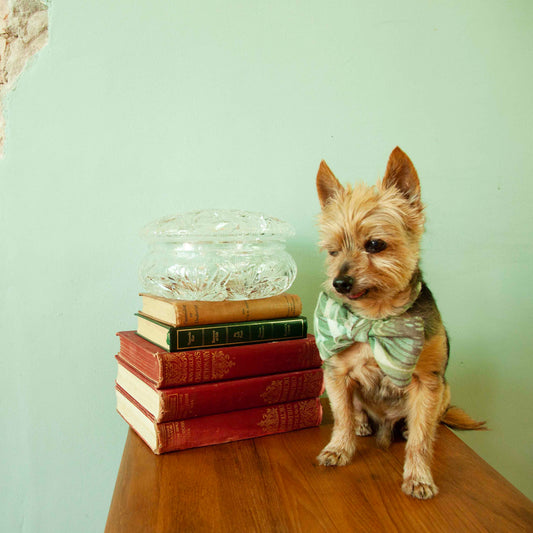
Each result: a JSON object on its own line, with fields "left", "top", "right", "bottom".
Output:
{"left": 304, "top": 372, "right": 324, "bottom": 392}
{"left": 258, "top": 407, "right": 279, "bottom": 433}
{"left": 280, "top": 404, "right": 290, "bottom": 430}
{"left": 260, "top": 377, "right": 289, "bottom": 404}
{"left": 258, "top": 400, "right": 318, "bottom": 433}
{"left": 258, "top": 407, "right": 281, "bottom": 433}
{"left": 162, "top": 420, "right": 191, "bottom": 450}
{"left": 167, "top": 393, "right": 194, "bottom": 418}
{"left": 299, "top": 399, "right": 319, "bottom": 426}
{"left": 260, "top": 372, "right": 322, "bottom": 405}
{"left": 193, "top": 351, "right": 203, "bottom": 383}
{"left": 165, "top": 354, "right": 190, "bottom": 385}
{"left": 210, "top": 350, "right": 236, "bottom": 381}
{"left": 164, "top": 351, "right": 235, "bottom": 385}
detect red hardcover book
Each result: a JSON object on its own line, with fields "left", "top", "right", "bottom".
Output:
{"left": 115, "top": 356, "right": 324, "bottom": 422}
{"left": 116, "top": 331, "right": 322, "bottom": 389}
{"left": 116, "top": 386, "right": 323, "bottom": 454}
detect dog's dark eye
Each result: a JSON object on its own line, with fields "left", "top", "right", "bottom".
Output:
{"left": 328, "top": 251, "right": 339, "bottom": 257}
{"left": 364, "top": 239, "right": 387, "bottom": 254}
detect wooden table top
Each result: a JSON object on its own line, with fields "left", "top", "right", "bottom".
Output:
{"left": 106, "top": 401, "right": 533, "bottom": 532}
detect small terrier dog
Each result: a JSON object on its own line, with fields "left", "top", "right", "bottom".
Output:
{"left": 314, "top": 147, "right": 485, "bottom": 499}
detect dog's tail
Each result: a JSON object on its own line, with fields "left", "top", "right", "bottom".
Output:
{"left": 441, "top": 405, "right": 487, "bottom": 431}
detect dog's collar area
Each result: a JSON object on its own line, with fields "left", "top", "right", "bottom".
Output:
{"left": 394, "top": 281, "right": 423, "bottom": 316}
{"left": 314, "top": 290, "right": 425, "bottom": 387}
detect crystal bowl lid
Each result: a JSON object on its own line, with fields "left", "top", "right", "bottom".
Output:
{"left": 141, "top": 209, "right": 295, "bottom": 243}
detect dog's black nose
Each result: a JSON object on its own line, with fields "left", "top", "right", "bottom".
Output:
{"left": 333, "top": 275, "right": 354, "bottom": 294}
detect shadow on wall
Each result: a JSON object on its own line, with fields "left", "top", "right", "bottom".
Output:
{"left": 446, "top": 340, "right": 494, "bottom": 419}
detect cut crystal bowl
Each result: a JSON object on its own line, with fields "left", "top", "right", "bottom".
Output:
{"left": 139, "top": 209, "right": 297, "bottom": 301}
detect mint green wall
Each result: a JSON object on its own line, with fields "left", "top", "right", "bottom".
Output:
{"left": 2, "top": 1, "right": 532, "bottom": 531}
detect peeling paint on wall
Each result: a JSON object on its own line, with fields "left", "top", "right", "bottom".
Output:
{"left": 0, "top": 0, "right": 48, "bottom": 157}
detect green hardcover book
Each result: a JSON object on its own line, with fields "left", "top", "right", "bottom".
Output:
{"left": 135, "top": 313, "right": 308, "bottom": 352}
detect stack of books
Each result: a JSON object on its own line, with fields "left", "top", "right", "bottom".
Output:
{"left": 114, "top": 293, "right": 324, "bottom": 454}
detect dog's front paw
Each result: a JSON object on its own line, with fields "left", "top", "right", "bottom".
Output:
{"left": 317, "top": 446, "right": 354, "bottom": 466}
{"left": 402, "top": 478, "right": 439, "bottom": 499}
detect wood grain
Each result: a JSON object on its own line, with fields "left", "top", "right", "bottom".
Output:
{"left": 106, "top": 401, "right": 533, "bottom": 533}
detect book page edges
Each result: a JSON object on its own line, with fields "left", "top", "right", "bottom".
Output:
{"left": 116, "top": 389, "right": 158, "bottom": 453}
{"left": 116, "top": 363, "right": 160, "bottom": 418}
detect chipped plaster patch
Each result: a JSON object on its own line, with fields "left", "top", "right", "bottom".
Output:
{"left": 0, "top": 0, "right": 48, "bottom": 157}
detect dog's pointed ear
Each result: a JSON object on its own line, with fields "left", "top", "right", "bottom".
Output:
{"left": 382, "top": 147, "right": 421, "bottom": 202}
{"left": 317, "top": 160, "right": 344, "bottom": 208}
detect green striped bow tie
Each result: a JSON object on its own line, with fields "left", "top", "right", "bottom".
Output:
{"left": 314, "top": 291, "right": 425, "bottom": 388}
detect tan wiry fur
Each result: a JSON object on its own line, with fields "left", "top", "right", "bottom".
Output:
{"left": 315, "top": 147, "right": 485, "bottom": 499}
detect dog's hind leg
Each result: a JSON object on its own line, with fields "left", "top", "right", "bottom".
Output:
{"left": 353, "top": 398, "right": 373, "bottom": 436}
{"left": 376, "top": 419, "right": 395, "bottom": 449}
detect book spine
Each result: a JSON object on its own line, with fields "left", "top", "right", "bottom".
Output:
{"left": 154, "top": 368, "right": 324, "bottom": 422}
{"left": 144, "top": 293, "right": 302, "bottom": 327}
{"left": 156, "top": 398, "right": 323, "bottom": 454}
{"left": 117, "top": 332, "right": 322, "bottom": 388}
{"left": 169, "top": 316, "right": 308, "bottom": 351}
{"left": 117, "top": 332, "right": 164, "bottom": 386}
